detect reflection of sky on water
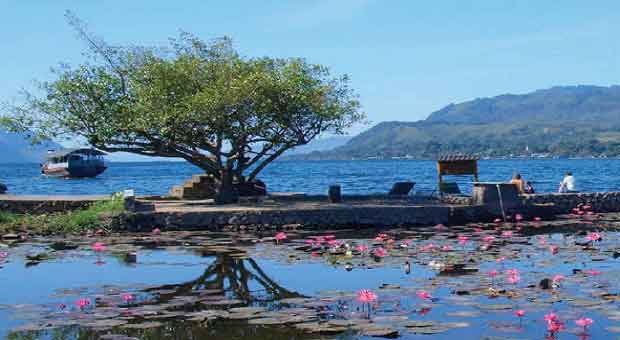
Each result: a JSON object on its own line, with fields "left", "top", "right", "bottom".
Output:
{"left": 1, "top": 229, "right": 619, "bottom": 339}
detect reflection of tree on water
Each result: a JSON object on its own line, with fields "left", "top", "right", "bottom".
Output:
{"left": 158, "top": 255, "right": 305, "bottom": 303}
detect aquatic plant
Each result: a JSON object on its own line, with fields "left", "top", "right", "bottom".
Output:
{"left": 274, "top": 232, "right": 287, "bottom": 244}
{"left": 122, "top": 294, "right": 134, "bottom": 304}
{"left": 373, "top": 247, "right": 387, "bottom": 257}
{"left": 416, "top": 290, "right": 432, "bottom": 300}
{"left": 75, "top": 298, "right": 91, "bottom": 310}
{"left": 457, "top": 235, "right": 469, "bottom": 245}
{"left": 575, "top": 317, "right": 594, "bottom": 330}
{"left": 357, "top": 289, "right": 377, "bottom": 318}
{"left": 586, "top": 232, "right": 601, "bottom": 242}
{"left": 544, "top": 313, "right": 565, "bottom": 336}
{"left": 92, "top": 242, "right": 106, "bottom": 252}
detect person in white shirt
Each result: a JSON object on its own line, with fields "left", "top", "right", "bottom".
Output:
{"left": 559, "top": 171, "right": 576, "bottom": 193}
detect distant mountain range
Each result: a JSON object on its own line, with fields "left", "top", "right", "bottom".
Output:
{"left": 0, "top": 130, "right": 60, "bottom": 164}
{"left": 295, "top": 85, "right": 620, "bottom": 160}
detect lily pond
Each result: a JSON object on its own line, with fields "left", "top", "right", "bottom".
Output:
{"left": 3, "top": 213, "right": 620, "bottom": 339}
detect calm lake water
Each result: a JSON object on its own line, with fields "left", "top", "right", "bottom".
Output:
{"left": 2, "top": 222, "right": 619, "bottom": 339}
{"left": 1, "top": 159, "right": 620, "bottom": 196}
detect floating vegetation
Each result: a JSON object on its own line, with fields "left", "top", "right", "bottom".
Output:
{"left": 4, "top": 211, "right": 620, "bottom": 339}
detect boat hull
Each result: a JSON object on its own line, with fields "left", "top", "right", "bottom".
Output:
{"left": 42, "top": 165, "right": 107, "bottom": 178}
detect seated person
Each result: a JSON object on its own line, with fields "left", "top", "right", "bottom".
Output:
{"left": 525, "top": 181, "right": 535, "bottom": 194}
{"left": 559, "top": 171, "right": 577, "bottom": 193}
{"left": 510, "top": 173, "right": 526, "bottom": 194}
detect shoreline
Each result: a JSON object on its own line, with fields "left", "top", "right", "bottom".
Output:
{"left": 2, "top": 191, "right": 620, "bottom": 234}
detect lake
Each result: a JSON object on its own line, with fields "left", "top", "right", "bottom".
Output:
{"left": 1, "top": 159, "right": 620, "bottom": 196}
{"left": 2, "top": 218, "right": 619, "bottom": 339}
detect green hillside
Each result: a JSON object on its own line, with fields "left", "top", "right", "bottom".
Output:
{"left": 299, "top": 85, "right": 620, "bottom": 159}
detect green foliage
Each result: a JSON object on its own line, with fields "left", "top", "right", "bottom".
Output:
{"left": 0, "top": 196, "right": 125, "bottom": 235}
{"left": 2, "top": 12, "right": 364, "bottom": 200}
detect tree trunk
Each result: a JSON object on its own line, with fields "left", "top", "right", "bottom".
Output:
{"left": 215, "top": 170, "right": 239, "bottom": 204}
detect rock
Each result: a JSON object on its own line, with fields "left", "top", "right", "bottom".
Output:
{"left": 2, "top": 233, "right": 19, "bottom": 240}
{"left": 539, "top": 278, "right": 552, "bottom": 290}
{"left": 49, "top": 242, "right": 79, "bottom": 251}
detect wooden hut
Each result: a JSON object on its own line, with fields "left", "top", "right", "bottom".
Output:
{"left": 437, "top": 154, "right": 480, "bottom": 194}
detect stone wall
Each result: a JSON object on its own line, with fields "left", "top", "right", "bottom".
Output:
{"left": 117, "top": 204, "right": 491, "bottom": 232}
{"left": 523, "top": 192, "right": 620, "bottom": 214}
{"left": 438, "top": 195, "right": 472, "bottom": 206}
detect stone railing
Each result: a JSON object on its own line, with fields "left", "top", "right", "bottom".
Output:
{"left": 523, "top": 192, "right": 620, "bottom": 214}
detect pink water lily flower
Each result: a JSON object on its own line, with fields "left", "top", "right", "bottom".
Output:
{"left": 151, "top": 228, "right": 161, "bottom": 235}
{"left": 435, "top": 224, "right": 445, "bottom": 230}
{"left": 357, "top": 289, "right": 378, "bottom": 303}
{"left": 356, "top": 245, "right": 369, "bottom": 253}
{"left": 420, "top": 244, "right": 436, "bottom": 252}
{"left": 549, "top": 245, "right": 559, "bottom": 254}
{"left": 122, "top": 294, "right": 134, "bottom": 303}
{"left": 482, "top": 235, "right": 495, "bottom": 243}
{"left": 75, "top": 298, "right": 91, "bottom": 310}
{"left": 575, "top": 317, "right": 594, "bottom": 329}
{"left": 457, "top": 235, "right": 469, "bottom": 245}
{"left": 274, "top": 232, "right": 287, "bottom": 241}
{"left": 506, "top": 274, "right": 521, "bottom": 284}
{"left": 544, "top": 313, "right": 558, "bottom": 323}
{"left": 327, "top": 239, "right": 342, "bottom": 247}
{"left": 552, "top": 275, "right": 565, "bottom": 283}
{"left": 496, "top": 256, "right": 506, "bottom": 263}
{"left": 323, "top": 234, "right": 336, "bottom": 240}
{"left": 493, "top": 218, "right": 502, "bottom": 223}
{"left": 534, "top": 216, "right": 542, "bottom": 221}
{"left": 515, "top": 213, "right": 523, "bottom": 222}
{"left": 585, "top": 269, "right": 602, "bottom": 276}
{"left": 0, "top": 251, "right": 8, "bottom": 259}
{"left": 416, "top": 290, "right": 432, "bottom": 300}
{"left": 501, "top": 231, "right": 513, "bottom": 238}
{"left": 505, "top": 268, "right": 519, "bottom": 276}
{"left": 373, "top": 247, "right": 387, "bottom": 257}
{"left": 586, "top": 232, "right": 601, "bottom": 242}
{"left": 547, "top": 319, "right": 565, "bottom": 333}
{"left": 488, "top": 270, "right": 498, "bottom": 277}
{"left": 441, "top": 244, "right": 452, "bottom": 251}
{"left": 537, "top": 236, "right": 547, "bottom": 246}
{"left": 514, "top": 309, "right": 525, "bottom": 317}
{"left": 92, "top": 242, "right": 106, "bottom": 252}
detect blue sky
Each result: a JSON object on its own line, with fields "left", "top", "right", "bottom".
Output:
{"left": 1, "top": 0, "right": 619, "bottom": 132}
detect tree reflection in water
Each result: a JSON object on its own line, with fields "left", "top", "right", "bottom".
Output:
{"left": 153, "top": 255, "right": 306, "bottom": 303}
{"left": 7, "top": 255, "right": 316, "bottom": 340}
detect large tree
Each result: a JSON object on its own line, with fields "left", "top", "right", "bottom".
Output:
{"left": 3, "top": 13, "right": 364, "bottom": 202}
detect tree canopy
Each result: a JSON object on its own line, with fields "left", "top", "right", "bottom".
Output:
{"left": 3, "top": 13, "right": 364, "bottom": 201}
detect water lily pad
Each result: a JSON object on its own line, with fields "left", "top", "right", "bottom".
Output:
{"left": 295, "top": 321, "right": 348, "bottom": 334}
{"left": 402, "top": 320, "right": 435, "bottom": 328}
{"left": 445, "top": 311, "right": 481, "bottom": 317}
{"left": 81, "top": 319, "right": 128, "bottom": 329}
{"left": 122, "top": 321, "right": 163, "bottom": 329}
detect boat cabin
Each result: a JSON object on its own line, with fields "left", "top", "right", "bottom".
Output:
{"left": 43, "top": 148, "right": 107, "bottom": 178}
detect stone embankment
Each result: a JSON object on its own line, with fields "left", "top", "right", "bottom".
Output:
{"left": 3, "top": 191, "right": 620, "bottom": 231}
{"left": 118, "top": 201, "right": 485, "bottom": 232}
{"left": 523, "top": 192, "right": 620, "bottom": 214}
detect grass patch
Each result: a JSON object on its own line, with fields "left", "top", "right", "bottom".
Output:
{"left": 0, "top": 196, "right": 126, "bottom": 235}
